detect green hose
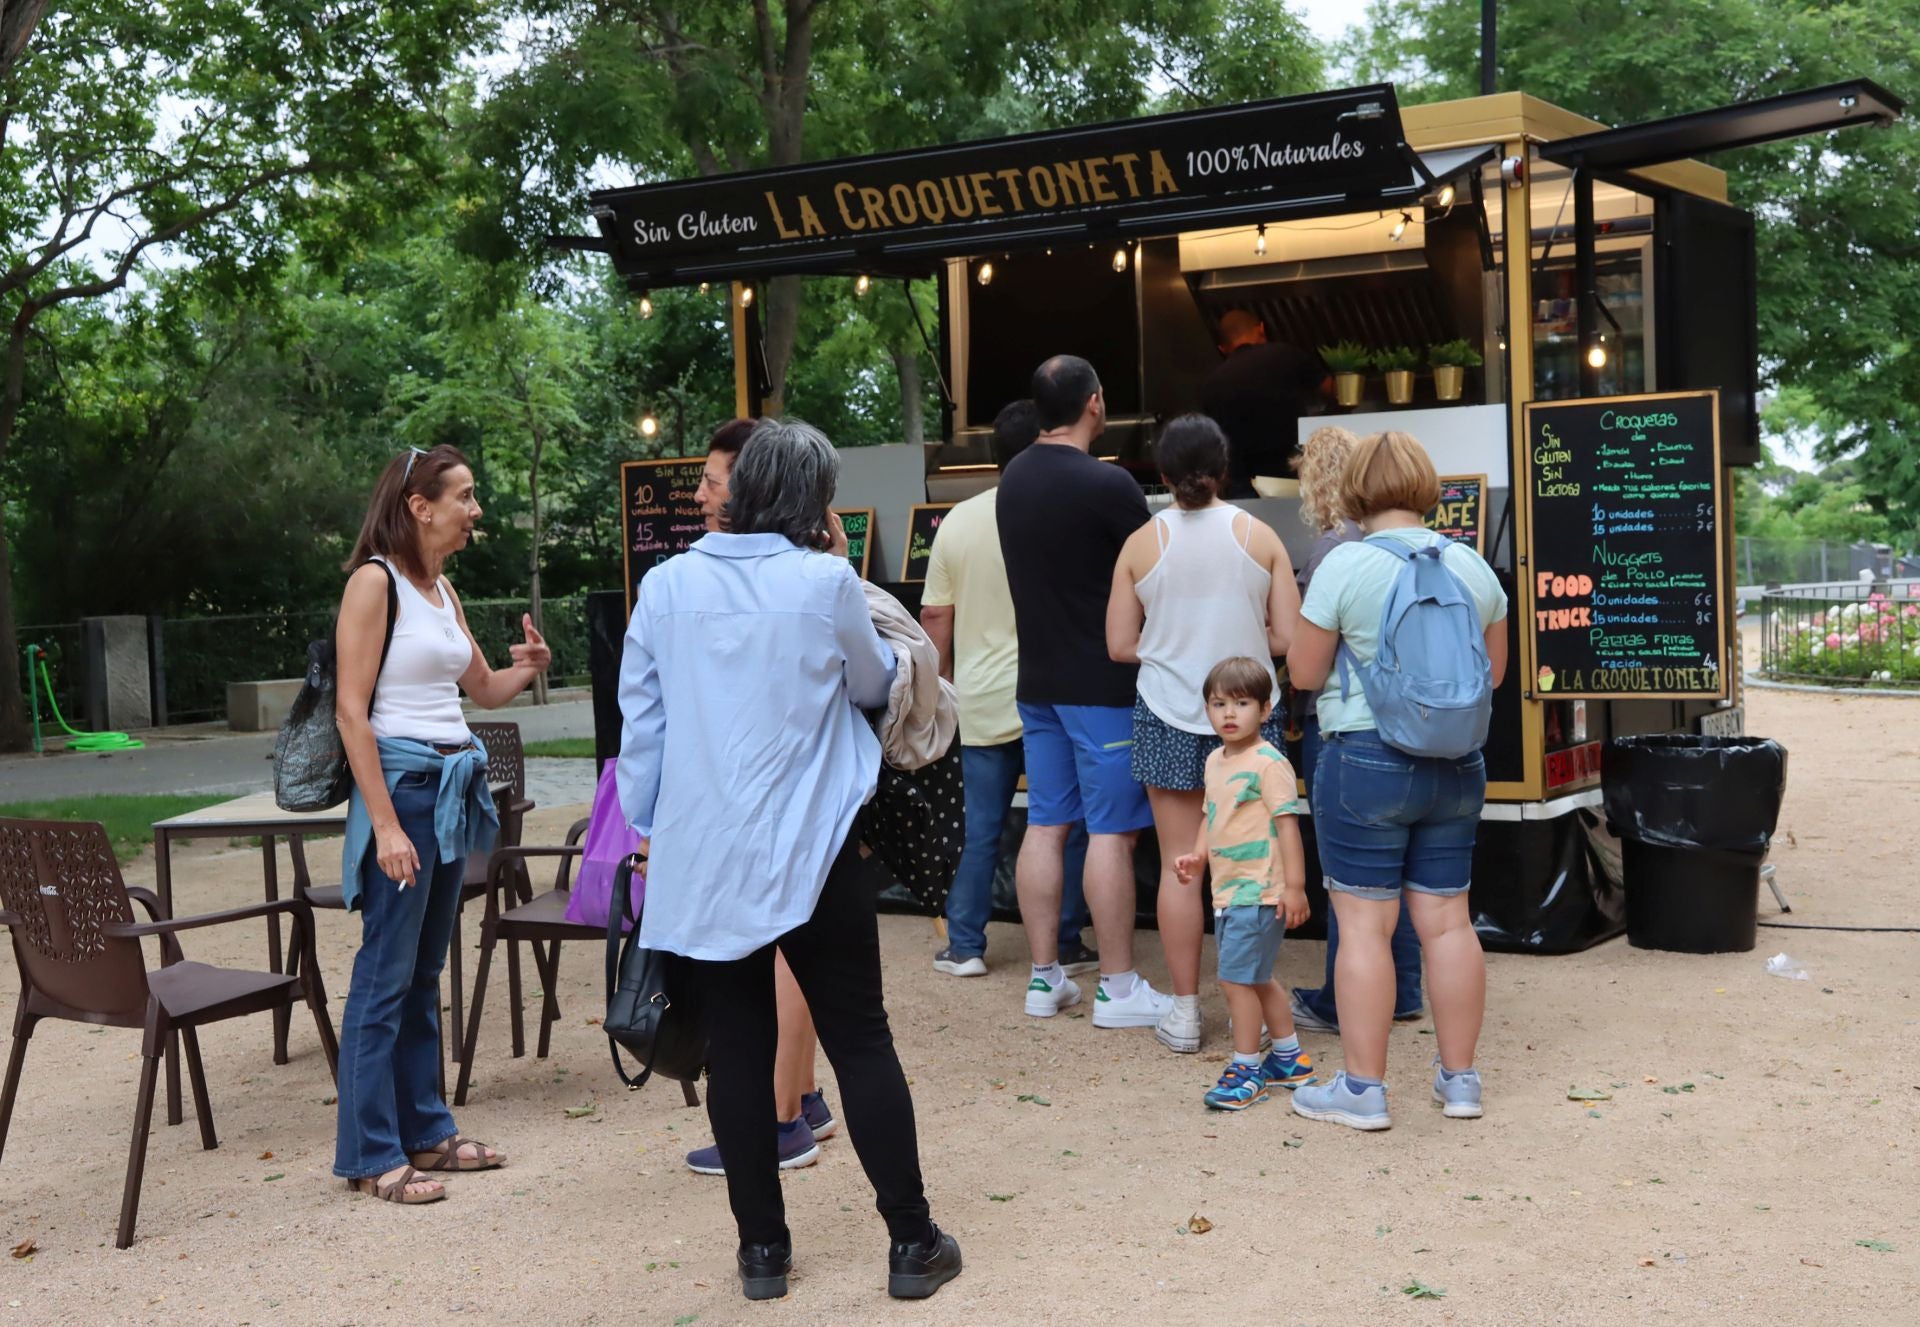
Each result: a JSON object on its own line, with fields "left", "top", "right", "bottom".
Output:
{"left": 27, "top": 645, "right": 144, "bottom": 752}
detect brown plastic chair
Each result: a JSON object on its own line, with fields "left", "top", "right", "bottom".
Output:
{"left": 291, "top": 719, "right": 535, "bottom": 1062}
{"left": 454, "top": 819, "right": 697, "bottom": 1109}
{"left": 0, "top": 818, "right": 337, "bottom": 1249}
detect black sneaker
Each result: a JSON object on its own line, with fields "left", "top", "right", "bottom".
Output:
{"left": 1057, "top": 938, "right": 1100, "bottom": 976}
{"left": 737, "top": 1241, "right": 792, "bottom": 1301}
{"left": 887, "top": 1224, "right": 962, "bottom": 1299}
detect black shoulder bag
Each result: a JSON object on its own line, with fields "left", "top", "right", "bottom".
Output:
{"left": 604, "top": 853, "right": 709, "bottom": 1090}
{"left": 273, "top": 560, "right": 398, "bottom": 813}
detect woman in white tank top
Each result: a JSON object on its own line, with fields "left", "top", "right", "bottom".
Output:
{"left": 1107, "top": 415, "right": 1301, "bottom": 1053}
{"left": 330, "top": 444, "right": 551, "bottom": 1206}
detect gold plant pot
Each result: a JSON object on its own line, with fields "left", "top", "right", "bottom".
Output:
{"left": 1333, "top": 372, "right": 1364, "bottom": 407}
{"left": 1433, "top": 365, "right": 1465, "bottom": 401}
{"left": 1384, "top": 369, "right": 1415, "bottom": 405}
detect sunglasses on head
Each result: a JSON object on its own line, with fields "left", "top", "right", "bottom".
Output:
{"left": 402, "top": 446, "right": 428, "bottom": 484}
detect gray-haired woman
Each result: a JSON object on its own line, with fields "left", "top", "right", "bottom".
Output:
{"left": 616, "top": 419, "right": 961, "bottom": 1304}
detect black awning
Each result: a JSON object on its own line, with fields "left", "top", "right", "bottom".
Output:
{"left": 569, "top": 85, "right": 1441, "bottom": 290}
{"left": 1540, "top": 79, "right": 1903, "bottom": 172}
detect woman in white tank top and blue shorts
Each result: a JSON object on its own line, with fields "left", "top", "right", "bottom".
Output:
{"left": 330, "top": 444, "right": 551, "bottom": 1205}
{"left": 1107, "top": 415, "right": 1301, "bottom": 1054}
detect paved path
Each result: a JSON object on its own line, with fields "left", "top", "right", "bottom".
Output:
{"left": 0, "top": 693, "right": 600, "bottom": 808}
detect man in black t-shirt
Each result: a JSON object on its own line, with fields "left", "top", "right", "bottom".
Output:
{"left": 1201, "top": 309, "right": 1324, "bottom": 497}
{"left": 996, "top": 355, "right": 1168, "bottom": 1033}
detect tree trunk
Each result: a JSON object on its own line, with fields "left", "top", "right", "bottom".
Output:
{"left": 761, "top": 274, "right": 802, "bottom": 411}
{"left": 891, "top": 343, "right": 925, "bottom": 446}
{"left": 0, "top": 523, "right": 26, "bottom": 751}
{"left": 524, "top": 398, "right": 548, "bottom": 706}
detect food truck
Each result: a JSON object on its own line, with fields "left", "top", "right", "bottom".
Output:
{"left": 568, "top": 80, "right": 1901, "bottom": 951}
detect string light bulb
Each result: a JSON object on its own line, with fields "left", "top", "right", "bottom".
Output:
{"left": 639, "top": 413, "right": 659, "bottom": 437}
{"left": 854, "top": 274, "right": 871, "bottom": 296}
{"left": 1389, "top": 211, "right": 1412, "bottom": 243}
{"left": 1111, "top": 247, "right": 1129, "bottom": 273}
{"left": 976, "top": 260, "right": 995, "bottom": 286}
{"left": 1586, "top": 341, "right": 1609, "bottom": 369}
{"left": 738, "top": 284, "right": 754, "bottom": 308}
{"left": 1436, "top": 183, "right": 1456, "bottom": 209}
{"left": 639, "top": 295, "right": 653, "bottom": 319}
{"left": 698, "top": 282, "right": 710, "bottom": 295}
{"left": 1254, "top": 223, "right": 1267, "bottom": 257}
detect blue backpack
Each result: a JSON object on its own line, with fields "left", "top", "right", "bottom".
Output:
{"left": 1335, "top": 534, "right": 1492, "bottom": 760}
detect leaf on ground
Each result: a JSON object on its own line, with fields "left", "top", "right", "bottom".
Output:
{"left": 257, "top": 1151, "right": 274, "bottom": 1161}
{"left": 564, "top": 1105, "right": 597, "bottom": 1119}
{"left": 1401, "top": 1279, "right": 1446, "bottom": 1299}
{"left": 1185, "top": 1214, "right": 1213, "bottom": 1235}
{"left": 584, "top": 1017, "right": 601, "bottom": 1026}
{"left": 989, "top": 1079, "right": 1006, "bottom": 1090}
{"left": 1015, "top": 1094, "right": 1051, "bottom": 1107}
{"left": 1679, "top": 1082, "right": 1696, "bottom": 1092}
{"left": 1282, "top": 1139, "right": 1303, "bottom": 1149}
{"left": 987, "top": 1193, "right": 1016, "bottom": 1202}
{"left": 1855, "top": 1239, "right": 1895, "bottom": 1253}
{"left": 1643, "top": 1076, "right": 1659, "bottom": 1084}
{"left": 1801, "top": 1258, "right": 1823, "bottom": 1267}
{"left": 322, "top": 1096, "right": 338, "bottom": 1106}
{"left": 9, "top": 1240, "right": 35, "bottom": 1259}
{"left": 1587, "top": 1110, "right": 1603, "bottom": 1119}
{"left": 1637, "top": 1258, "right": 1656, "bottom": 1267}
{"left": 1463, "top": 1194, "right": 1482, "bottom": 1201}
{"left": 263, "top": 1173, "right": 285, "bottom": 1182}
{"left": 1566, "top": 1087, "right": 1612, "bottom": 1101}
{"left": 1662, "top": 1086, "right": 1682, "bottom": 1095}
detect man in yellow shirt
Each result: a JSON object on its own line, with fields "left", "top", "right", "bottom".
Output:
{"left": 920, "top": 400, "right": 1093, "bottom": 977}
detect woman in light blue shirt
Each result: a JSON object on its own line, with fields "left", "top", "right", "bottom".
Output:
{"left": 617, "top": 419, "right": 961, "bottom": 1304}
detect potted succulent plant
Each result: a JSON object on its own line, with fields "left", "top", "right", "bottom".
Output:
{"left": 1428, "top": 339, "right": 1485, "bottom": 402}
{"left": 1372, "top": 345, "right": 1421, "bottom": 405}
{"left": 1319, "top": 341, "right": 1371, "bottom": 408}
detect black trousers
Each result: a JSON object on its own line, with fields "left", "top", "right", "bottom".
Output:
{"left": 689, "top": 834, "right": 932, "bottom": 1249}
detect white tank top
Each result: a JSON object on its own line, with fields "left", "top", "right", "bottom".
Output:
{"left": 1135, "top": 505, "right": 1278, "bottom": 734}
{"left": 367, "top": 557, "right": 473, "bottom": 745}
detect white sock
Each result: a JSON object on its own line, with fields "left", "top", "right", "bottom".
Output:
{"left": 1173, "top": 993, "right": 1201, "bottom": 1013}
{"left": 1272, "top": 1034, "right": 1301, "bottom": 1057}
{"left": 1232, "top": 1051, "right": 1262, "bottom": 1067}
{"left": 1031, "top": 962, "right": 1064, "bottom": 986}
{"left": 1100, "top": 969, "right": 1139, "bottom": 1000}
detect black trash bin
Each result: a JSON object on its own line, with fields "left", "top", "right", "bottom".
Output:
{"left": 1602, "top": 734, "right": 1788, "bottom": 954}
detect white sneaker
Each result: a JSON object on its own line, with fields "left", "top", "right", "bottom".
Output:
{"left": 1154, "top": 999, "right": 1203, "bottom": 1053}
{"left": 1024, "top": 974, "right": 1081, "bottom": 1018}
{"left": 1091, "top": 977, "right": 1172, "bottom": 1029}
{"left": 933, "top": 947, "right": 987, "bottom": 977}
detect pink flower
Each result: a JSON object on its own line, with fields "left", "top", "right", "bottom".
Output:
{"left": 1813, "top": 612, "right": 1826, "bottom": 628}
{"left": 1860, "top": 623, "right": 1880, "bottom": 644}
{"left": 1826, "top": 633, "right": 1843, "bottom": 650}
{"left": 1905, "top": 605, "right": 1919, "bottom": 619}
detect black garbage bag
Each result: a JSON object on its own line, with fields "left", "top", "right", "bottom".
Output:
{"left": 1603, "top": 734, "right": 1789, "bottom": 954}
{"left": 1602, "top": 734, "right": 1788, "bottom": 854}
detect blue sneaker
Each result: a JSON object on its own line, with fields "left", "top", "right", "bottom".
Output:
{"left": 1203, "top": 1061, "right": 1269, "bottom": 1111}
{"left": 1291, "top": 1072, "right": 1392, "bottom": 1131}
{"left": 1432, "top": 1063, "right": 1484, "bottom": 1119}
{"left": 802, "top": 1089, "right": 838, "bottom": 1140}
{"left": 686, "top": 1117, "right": 820, "bottom": 1175}
{"left": 1260, "top": 1046, "right": 1315, "bottom": 1089}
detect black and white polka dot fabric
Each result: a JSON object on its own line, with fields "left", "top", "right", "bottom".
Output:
{"left": 857, "top": 735, "right": 966, "bottom": 911}
{"left": 1130, "top": 695, "right": 1286, "bottom": 792}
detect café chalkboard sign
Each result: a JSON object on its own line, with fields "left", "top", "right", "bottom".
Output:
{"left": 901, "top": 503, "right": 955, "bottom": 582}
{"left": 1521, "top": 390, "right": 1727, "bottom": 700}
{"left": 621, "top": 457, "right": 709, "bottom": 611}
{"left": 835, "top": 508, "right": 874, "bottom": 580}
{"left": 1424, "top": 475, "right": 1485, "bottom": 554}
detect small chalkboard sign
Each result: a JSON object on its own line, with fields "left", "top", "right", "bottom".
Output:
{"left": 1424, "top": 475, "right": 1485, "bottom": 554}
{"left": 834, "top": 507, "right": 874, "bottom": 580}
{"left": 621, "top": 457, "right": 710, "bottom": 611}
{"left": 901, "top": 503, "right": 955, "bottom": 582}
{"left": 1521, "top": 390, "right": 1727, "bottom": 700}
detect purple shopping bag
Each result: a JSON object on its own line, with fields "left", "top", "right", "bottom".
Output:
{"left": 565, "top": 762, "right": 647, "bottom": 932}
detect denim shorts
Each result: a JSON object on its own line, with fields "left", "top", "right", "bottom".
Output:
{"left": 1311, "top": 730, "right": 1486, "bottom": 899}
{"left": 1214, "top": 904, "right": 1284, "bottom": 985}
{"left": 1018, "top": 701, "right": 1153, "bottom": 835}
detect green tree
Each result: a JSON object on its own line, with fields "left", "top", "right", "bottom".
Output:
{"left": 1338, "top": 0, "right": 1920, "bottom": 546}
{"left": 0, "top": 0, "right": 492, "bottom": 747}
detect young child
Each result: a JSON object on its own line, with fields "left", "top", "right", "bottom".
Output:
{"left": 1174, "top": 657, "right": 1312, "bottom": 1110}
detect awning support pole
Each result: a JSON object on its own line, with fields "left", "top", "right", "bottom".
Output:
{"left": 1574, "top": 166, "right": 1599, "bottom": 396}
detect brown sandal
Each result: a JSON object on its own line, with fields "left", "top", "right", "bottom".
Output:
{"left": 410, "top": 1136, "right": 506, "bottom": 1172}
{"left": 348, "top": 1165, "right": 445, "bottom": 1204}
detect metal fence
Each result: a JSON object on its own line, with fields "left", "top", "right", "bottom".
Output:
{"left": 158, "top": 594, "right": 591, "bottom": 725}
{"left": 1759, "top": 579, "right": 1920, "bottom": 686}
{"left": 1738, "top": 537, "right": 1920, "bottom": 587}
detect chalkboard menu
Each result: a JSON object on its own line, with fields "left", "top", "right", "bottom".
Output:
{"left": 835, "top": 507, "right": 874, "bottom": 580}
{"left": 1521, "top": 390, "right": 1727, "bottom": 700}
{"left": 901, "top": 503, "right": 955, "bottom": 582}
{"left": 1424, "top": 474, "right": 1485, "bottom": 553}
{"left": 621, "top": 457, "right": 708, "bottom": 610}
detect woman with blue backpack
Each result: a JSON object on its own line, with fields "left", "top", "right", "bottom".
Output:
{"left": 1283, "top": 431, "right": 1508, "bottom": 1130}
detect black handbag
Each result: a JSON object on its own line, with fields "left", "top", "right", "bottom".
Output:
{"left": 857, "top": 735, "right": 966, "bottom": 911}
{"left": 603, "top": 854, "right": 708, "bottom": 1090}
{"left": 272, "top": 561, "right": 397, "bottom": 812}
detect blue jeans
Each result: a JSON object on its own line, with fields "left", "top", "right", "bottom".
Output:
{"left": 333, "top": 770, "right": 466, "bottom": 1179}
{"left": 1295, "top": 715, "right": 1424, "bottom": 1021}
{"left": 945, "top": 739, "right": 1089, "bottom": 958}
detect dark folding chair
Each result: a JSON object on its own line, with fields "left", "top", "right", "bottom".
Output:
{"left": 0, "top": 818, "right": 336, "bottom": 1248}
{"left": 454, "top": 818, "right": 698, "bottom": 1110}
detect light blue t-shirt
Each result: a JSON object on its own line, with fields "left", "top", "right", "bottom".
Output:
{"left": 1300, "top": 527, "right": 1508, "bottom": 735}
